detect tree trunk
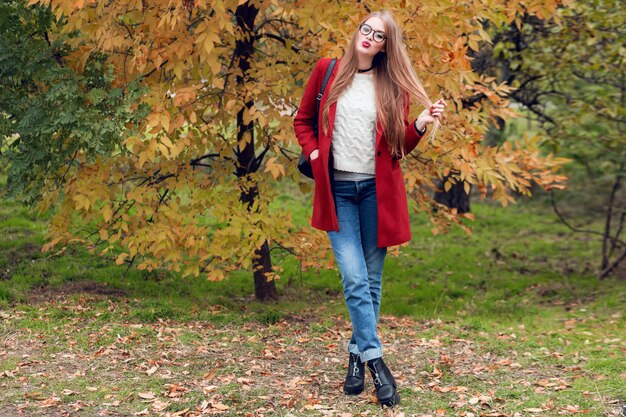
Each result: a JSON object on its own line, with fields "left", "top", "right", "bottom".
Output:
{"left": 601, "top": 169, "right": 623, "bottom": 272}
{"left": 253, "top": 241, "right": 277, "bottom": 299}
{"left": 433, "top": 176, "right": 471, "bottom": 213}
{"left": 234, "top": 3, "right": 277, "bottom": 301}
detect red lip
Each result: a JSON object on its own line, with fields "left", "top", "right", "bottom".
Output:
{"left": 362, "top": 41, "right": 370, "bottom": 48}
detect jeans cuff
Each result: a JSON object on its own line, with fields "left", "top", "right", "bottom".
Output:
{"left": 360, "top": 347, "right": 383, "bottom": 363}
{"left": 347, "top": 343, "right": 360, "bottom": 355}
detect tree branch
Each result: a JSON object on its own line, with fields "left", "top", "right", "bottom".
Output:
{"left": 599, "top": 248, "right": 626, "bottom": 280}
{"left": 550, "top": 191, "right": 626, "bottom": 247}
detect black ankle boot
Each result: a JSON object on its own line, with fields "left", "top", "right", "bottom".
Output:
{"left": 367, "top": 357, "right": 400, "bottom": 407}
{"left": 343, "top": 352, "right": 365, "bottom": 395}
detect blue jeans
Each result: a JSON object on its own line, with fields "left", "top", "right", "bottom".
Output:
{"left": 327, "top": 178, "right": 387, "bottom": 363}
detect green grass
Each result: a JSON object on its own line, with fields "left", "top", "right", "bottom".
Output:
{"left": 0, "top": 174, "right": 625, "bottom": 416}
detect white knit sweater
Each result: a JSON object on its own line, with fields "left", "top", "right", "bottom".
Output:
{"left": 331, "top": 73, "right": 377, "bottom": 176}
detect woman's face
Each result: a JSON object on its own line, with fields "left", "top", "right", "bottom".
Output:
{"left": 355, "top": 16, "right": 387, "bottom": 58}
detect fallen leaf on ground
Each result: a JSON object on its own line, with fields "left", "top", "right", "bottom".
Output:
{"left": 138, "top": 392, "right": 156, "bottom": 400}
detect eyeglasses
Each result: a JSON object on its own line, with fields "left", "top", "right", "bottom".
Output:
{"left": 359, "top": 23, "right": 387, "bottom": 43}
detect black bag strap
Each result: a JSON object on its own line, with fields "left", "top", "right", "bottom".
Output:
{"left": 316, "top": 58, "right": 337, "bottom": 115}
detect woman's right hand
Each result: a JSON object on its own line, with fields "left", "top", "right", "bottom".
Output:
{"left": 310, "top": 149, "right": 319, "bottom": 161}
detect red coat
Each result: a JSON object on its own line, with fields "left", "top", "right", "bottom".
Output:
{"left": 294, "top": 57, "right": 425, "bottom": 248}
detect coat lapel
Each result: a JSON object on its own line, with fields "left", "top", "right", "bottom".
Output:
{"left": 327, "top": 101, "right": 337, "bottom": 143}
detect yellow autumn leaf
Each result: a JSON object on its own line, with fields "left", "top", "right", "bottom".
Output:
{"left": 102, "top": 205, "right": 113, "bottom": 222}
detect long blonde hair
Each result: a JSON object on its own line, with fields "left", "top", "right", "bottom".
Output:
{"left": 322, "top": 10, "right": 438, "bottom": 158}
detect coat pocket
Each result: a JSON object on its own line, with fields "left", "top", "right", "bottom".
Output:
{"left": 310, "top": 155, "right": 323, "bottom": 179}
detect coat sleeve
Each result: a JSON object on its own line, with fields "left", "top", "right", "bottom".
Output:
{"left": 293, "top": 58, "right": 326, "bottom": 160}
{"left": 402, "top": 93, "right": 426, "bottom": 156}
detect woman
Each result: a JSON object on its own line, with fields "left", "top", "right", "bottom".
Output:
{"left": 294, "top": 10, "right": 446, "bottom": 407}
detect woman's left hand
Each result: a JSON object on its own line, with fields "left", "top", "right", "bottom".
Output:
{"left": 416, "top": 98, "right": 447, "bottom": 128}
